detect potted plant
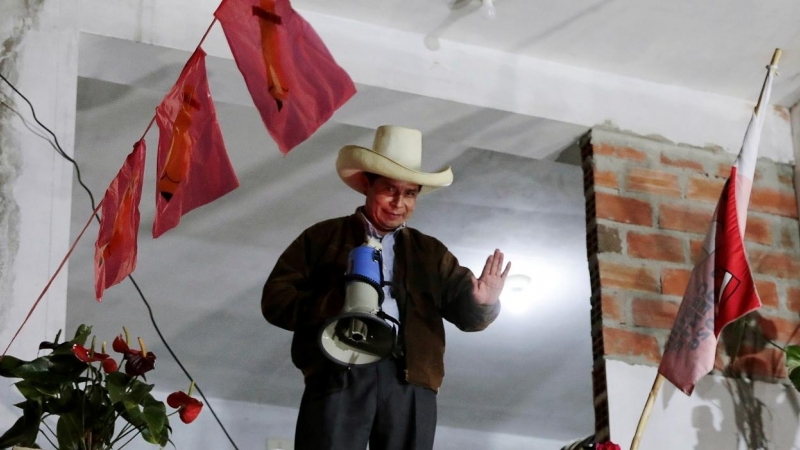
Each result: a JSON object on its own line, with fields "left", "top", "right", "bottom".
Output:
{"left": 0, "top": 324, "right": 202, "bottom": 449}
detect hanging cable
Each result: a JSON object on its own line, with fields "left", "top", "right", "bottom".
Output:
{"left": 0, "top": 72, "right": 240, "bottom": 450}
{"left": 0, "top": 72, "right": 99, "bottom": 215}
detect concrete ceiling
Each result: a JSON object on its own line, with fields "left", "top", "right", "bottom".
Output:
{"left": 294, "top": 0, "right": 800, "bottom": 107}
{"left": 64, "top": 1, "right": 800, "bottom": 448}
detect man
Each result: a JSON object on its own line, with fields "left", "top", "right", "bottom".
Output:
{"left": 262, "top": 125, "right": 510, "bottom": 450}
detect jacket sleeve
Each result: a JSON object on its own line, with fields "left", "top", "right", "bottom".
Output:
{"left": 261, "top": 230, "right": 314, "bottom": 331}
{"left": 438, "top": 248, "right": 501, "bottom": 332}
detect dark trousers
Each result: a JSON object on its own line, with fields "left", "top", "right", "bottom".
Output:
{"left": 294, "top": 358, "right": 437, "bottom": 450}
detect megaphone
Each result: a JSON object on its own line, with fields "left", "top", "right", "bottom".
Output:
{"left": 319, "top": 240, "right": 396, "bottom": 366}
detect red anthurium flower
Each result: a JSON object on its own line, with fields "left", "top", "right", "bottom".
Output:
{"left": 124, "top": 351, "right": 156, "bottom": 376}
{"left": 167, "top": 391, "right": 203, "bottom": 424}
{"left": 596, "top": 442, "right": 621, "bottom": 450}
{"left": 111, "top": 334, "right": 156, "bottom": 376}
{"left": 102, "top": 358, "right": 119, "bottom": 373}
{"left": 72, "top": 344, "right": 118, "bottom": 374}
{"left": 112, "top": 335, "right": 129, "bottom": 353}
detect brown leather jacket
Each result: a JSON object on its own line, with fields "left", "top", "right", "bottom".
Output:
{"left": 261, "top": 208, "right": 500, "bottom": 391}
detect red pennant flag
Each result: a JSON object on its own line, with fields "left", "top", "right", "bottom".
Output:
{"left": 153, "top": 48, "right": 239, "bottom": 238}
{"left": 657, "top": 65, "right": 776, "bottom": 395}
{"left": 214, "top": 0, "right": 357, "bottom": 154}
{"left": 95, "top": 140, "right": 146, "bottom": 301}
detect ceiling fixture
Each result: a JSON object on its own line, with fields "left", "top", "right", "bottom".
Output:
{"left": 479, "top": 0, "right": 497, "bottom": 19}
{"left": 450, "top": 0, "right": 497, "bottom": 20}
{"left": 503, "top": 274, "right": 533, "bottom": 315}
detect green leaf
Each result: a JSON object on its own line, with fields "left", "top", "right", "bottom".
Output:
{"left": 127, "top": 378, "right": 155, "bottom": 402}
{"left": 0, "top": 400, "right": 43, "bottom": 448}
{"left": 12, "top": 354, "right": 87, "bottom": 384}
{"left": 785, "top": 345, "right": 800, "bottom": 372}
{"left": 107, "top": 371, "right": 131, "bottom": 403}
{"left": 56, "top": 411, "right": 85, "bottom": 450}
{"left": 0, "top": 355, "right": 26, "bottom": 378}
{"left": 141, "top": 394, "right": 168, "bottom": 445}
{"left": 115, "top": 390, "right": 169, "bottom": 446}
{"left": 72, "top": 324, "right": 93, "bottom": 346}
{"left": 15, "top": 379, "right": 59, "bottom": 400}
{"left": 790, "top": 367, "right": 800, "bottom": 393}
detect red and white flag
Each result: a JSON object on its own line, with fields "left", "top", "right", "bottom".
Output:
{"left": 657, "top": 66, "right": 777, "bottom": 395}
{"left": 153, "top": 48, "right": 239, "bottom": 238}
{"left": 214, "top": 0, "right": 357, "bottom": 154}
{"left": 95, "top": 140, "right": 146, "bottom": 301}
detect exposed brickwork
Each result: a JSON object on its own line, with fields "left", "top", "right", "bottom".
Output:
{"left": 754, "top": 279, "right": 779, "bottom": 309}
{"left": 687, "top": 176, "right": 726, "bottom": 203}
{"left": 598, "top": 260, "right": 659, "bottom": 293}
{"left": 755, "top": 314, "right": 800, "bottom": 345}
{"left": 595, "top": 192, "right": 653, "bottom": 226}
{"left": 660, "top": 153, "right": 704, "bottom": 173}
{"left": 582, "top": 130, "right": 800, "bottom": 440}
{"left": 627, "top": 231, "right": 684, "bottom": 263}
{"left": 602, "top": 327, "right": 661, "bottom": 363}
{"left": 632, "top": 298, "right": 679, "bottom": 329}
{"left": 728, "top": 345, "right": 788, "bottom": 379}
{"left": 593, "top": 143, "right": 647, "bottom": 161}
{"left": 750, "top": 187, "right": 799, "bottom": 218}
{"left": 594, "top": 169, "right": 619, "bottom": 189}
{"left": 627, "top": 167, "right": 681, "bottom": 197}
{"left": 779, "top": 219, "right": 800, "bottom": 250}
{"left": 601, "top": 292, "right": 624, "bottom": 323}
{"left": 661, "top": 268, "right": 692, "bottom": 297}
{"left": 597, "top": 224, "right": 622, "bottom": 254}
{"left": 689, "top": 238, "right": 705, "bottom": 264}
{"left": 659, "top": 203, "right": 713, "bottom": 234}
{"left": 749, "top": 249, "right": 800, "bottom": 279}
{"left": 787, "top": 286, "right": 800, "bottom": 314}
{"left": 744, "top": 215, "right": 773, "bottom": 245}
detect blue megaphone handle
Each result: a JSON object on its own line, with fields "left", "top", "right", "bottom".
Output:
{"left": 346, "top": 245, "right": 382, "bottom": 288}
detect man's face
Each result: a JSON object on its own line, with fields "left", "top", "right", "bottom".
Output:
{"left": 363, "top": 175, "right": 421, "bottom": 234}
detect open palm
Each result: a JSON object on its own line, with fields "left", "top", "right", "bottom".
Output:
{"left": 471, "top": 249, "right": 511, "bottom": 305}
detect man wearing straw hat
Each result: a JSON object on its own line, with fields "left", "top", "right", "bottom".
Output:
{"left": 262, "top": 125, "right": 510, "bottom": 450}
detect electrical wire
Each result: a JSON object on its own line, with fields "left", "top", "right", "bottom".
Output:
{"left": 0, "top": 73, "right": 240, "bottom": 450}
{"left": 0, "top": 72, "right": 98, "bottom": 215}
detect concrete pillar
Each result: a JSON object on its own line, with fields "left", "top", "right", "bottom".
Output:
{"left": 0, "top": 0, "right": 78, "bottom": 425}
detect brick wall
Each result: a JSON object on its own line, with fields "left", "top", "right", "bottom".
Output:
{"left": 581, "top": 128, "right": 800, "bottom": 440}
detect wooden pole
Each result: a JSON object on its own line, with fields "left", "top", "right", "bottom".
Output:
{"left": 754, "top": 48, "right": 782, "bottom": 116}
{"left": 629, "top": 373, "right": 664, "bottom": 450}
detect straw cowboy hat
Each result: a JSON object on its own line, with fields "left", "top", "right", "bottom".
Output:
{"left": 336, "top": 125, "right": 453, "bottom": 195}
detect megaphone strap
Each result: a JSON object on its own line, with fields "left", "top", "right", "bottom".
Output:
{"left": 376, "top": 310, "right": 401, "bottom": 328}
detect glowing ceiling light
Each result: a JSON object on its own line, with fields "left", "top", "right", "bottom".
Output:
{"left": 503, "top": 274, "right": 532, "bottom": 315}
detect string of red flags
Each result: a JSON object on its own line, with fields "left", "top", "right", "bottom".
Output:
{"left": 95, "top": 140, "right": 147, "bottom": 301}
{"left": 94, "top": 0, "right": 356, "bottom": 293}
{"left": 153, "top": 48, "right": 239, "bottom": 238}
{"left": 215, "top": 0, "right": 357, "bottom": 155}
{"left": 656, "top": 55, "right": 777, "bottom": 395}
{"left": 6, "top": 0, "right": 358, "bottom": 329}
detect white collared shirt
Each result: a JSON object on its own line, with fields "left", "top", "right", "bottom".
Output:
{"left": 361, "top": 214, "right": 404, "bottom": 324}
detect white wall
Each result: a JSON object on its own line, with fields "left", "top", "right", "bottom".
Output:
{"left": 0, "top": 0, "right": 77, "bottom": 428}
{"left": 607, "top": 360, "right": 800, "bottom": 449}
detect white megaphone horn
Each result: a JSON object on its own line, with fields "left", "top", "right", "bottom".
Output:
{"left": 318, "top": 238, "right": 397, "bottom": 366}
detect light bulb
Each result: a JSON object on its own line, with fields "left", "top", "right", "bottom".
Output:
{"left": 479, "top": 0, "right": 496, "bottom": 19}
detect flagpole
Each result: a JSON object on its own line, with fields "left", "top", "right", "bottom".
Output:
{"left": 629, "top": 48, "right": 782, "bottom": 450}
{"left": 754, "top": 48, "right": 782, "bottom": 116}
{"left": 629, "top": 373, "right": 664, "bottom": 450}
